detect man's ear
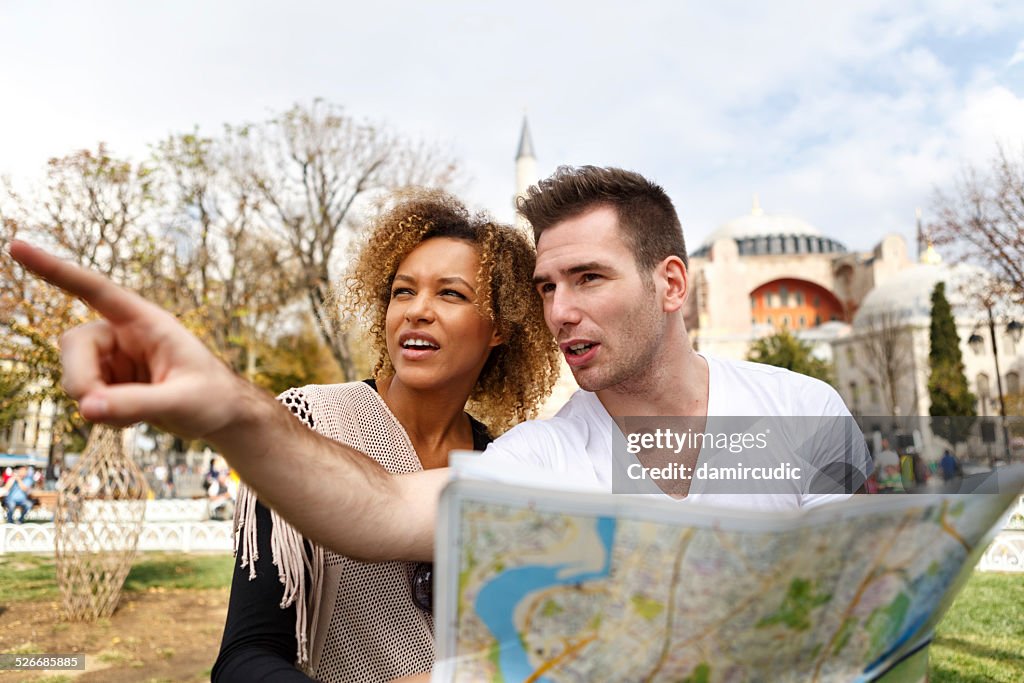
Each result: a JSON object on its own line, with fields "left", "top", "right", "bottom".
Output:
{"left": 658, "top": 256, "right": 688, "bottom": 313}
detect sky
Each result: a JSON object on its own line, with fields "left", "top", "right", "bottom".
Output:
{"left": 3, "top": 1, "right": 1024, "bottom": 252}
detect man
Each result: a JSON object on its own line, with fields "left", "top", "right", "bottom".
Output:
{"left": 7, "top": 166, "right": 868, "bottom": 561}
{"left": 1, "top": 465, "right": 35, "bottom": 524}
{"left": 940, "top": 448, "right": 961, "bottom": 482}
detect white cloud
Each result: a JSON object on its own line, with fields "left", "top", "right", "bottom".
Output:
{"left": 2, "top": 1, "right": 1024, "bottom": 253}
{"left": 1008, "top": 40, "right": 1024, "bottom": 67}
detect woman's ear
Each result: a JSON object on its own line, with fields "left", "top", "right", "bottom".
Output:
{"left": 489, "top": 327, "right": 504, "bottom": 348}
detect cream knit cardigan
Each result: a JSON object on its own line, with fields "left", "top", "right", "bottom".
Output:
{"left": 234, "top": 382, "right": 434, "bottom": 682}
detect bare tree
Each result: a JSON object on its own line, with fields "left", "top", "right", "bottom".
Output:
{"left": 35, "top": 145, "right": 157, "bottom": 285}
{"left": 247, "top": 100, "right": 459, "bottom": 380}
{"left": 857, "top": 311, "right": 916, "bottom": 416}
{"left": 150, "top": 130, "right": 300, "bottom": 375}
{"left": 931, "top": 144, "right": 1024, "bottom": 305}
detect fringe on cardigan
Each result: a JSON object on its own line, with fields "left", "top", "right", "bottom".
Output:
{"left": 234, "top": 483, "right": 325, "bottom": 669}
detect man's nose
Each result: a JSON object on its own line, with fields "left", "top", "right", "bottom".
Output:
{"left": 546, "top": 287, "right": 582, "bottom": 332}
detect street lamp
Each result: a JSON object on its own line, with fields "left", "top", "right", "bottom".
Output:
{"left": 968, "top": 308, "right": 1021, "bottom": 462}
{"left": 1009, "top": 320, "right": 1023, "bottom": 344}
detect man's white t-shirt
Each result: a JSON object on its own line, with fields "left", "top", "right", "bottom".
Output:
{"left": 479, "top": 354, "right": 871, "bottom": 510}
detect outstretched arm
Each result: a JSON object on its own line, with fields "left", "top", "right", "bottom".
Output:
{"left": 8, "top": 241, "right": 442, "bottom": 561}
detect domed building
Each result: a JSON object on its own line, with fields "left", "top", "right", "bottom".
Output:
{"left": 686, "top": 197, "right": 1023, "bottom": 459}
{"left": 684, "top": 198, "right": 913, "bottom": 360}
{"left": 832, "top": 255, "right": 1023, "bottom": 458}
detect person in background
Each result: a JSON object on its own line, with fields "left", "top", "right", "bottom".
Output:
{"left": 207, "top": 469, "right": 237, "bottom": 521}
{"left": 940, "top": 449, "right": 961, "bottom": 482}
{"left": 1, "top": 465, "right": 35, "bottom": 523}
{"left": 875, "top": 438, "right": 903, "bottom": 493}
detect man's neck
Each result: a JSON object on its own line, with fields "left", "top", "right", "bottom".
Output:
{"left": 595, "top": 345, "right": 710, "bottom": 418}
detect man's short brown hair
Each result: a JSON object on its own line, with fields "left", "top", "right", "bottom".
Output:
{"left": 516, "top": 165, "right": 688, "bottom": 272}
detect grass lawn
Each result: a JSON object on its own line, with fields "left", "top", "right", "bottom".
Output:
{"left": 0, "top": 554, "right": 1021, "bottom": 680}
{"left": 0, "top": 552, "right": 234, "bottom": 602}
{"left": 931, "top": 571, "right": 1024, "bottom": 682}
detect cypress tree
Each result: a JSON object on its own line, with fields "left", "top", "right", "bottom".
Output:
{"left": 928, "top": 282, "right": 976, "bottom": 445}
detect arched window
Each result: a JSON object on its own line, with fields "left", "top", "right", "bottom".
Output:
{"left": 1007, "top": 371, "right": 1020, "bottom": 396}
{"left": 977, "top": 373, "right": 990, "bottom": 414}
{"left": 976, "top": 373, "right": 990, "bottom": 398}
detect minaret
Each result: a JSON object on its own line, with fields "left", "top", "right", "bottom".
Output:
{"left": 512, "top": 116, "right": 579, "bottom": 415}
{"left": 917, "top": 208, "right": 942, "bottom": 265}
{"left": 515, "top": 115, "right": 537, "bottom": 230}
{"left": 915, "top": 207, "right": 924, "bottom": 261}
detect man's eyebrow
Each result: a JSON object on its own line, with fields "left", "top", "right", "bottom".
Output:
{"left": 565, "top": 261, "right": 609, "bottom": 275}
{"left": 532, "top": 261, "right": 612, "bottom": 287}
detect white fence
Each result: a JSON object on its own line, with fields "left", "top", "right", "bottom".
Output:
{"left": 2, "top": 499, "right": 233, "bottom": 554}
{"left": 0, "top": 520, "right": 234, "bottom": 553}
{"left": 977, "top": 495, "right": 1024, "bottom": 572}
{"left": 5, "top": 498, "right": 1024, "bottom": 569}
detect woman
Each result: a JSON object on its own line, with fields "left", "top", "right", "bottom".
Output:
{"left": 212, "top": 190, "right": 559, "bottom": 682}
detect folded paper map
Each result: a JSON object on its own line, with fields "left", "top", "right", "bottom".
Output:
{"left": 434, "top": 458, "right": 1024, "bottom": 683}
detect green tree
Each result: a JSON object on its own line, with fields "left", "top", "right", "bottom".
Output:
{"left": 251, "top": 322, "right": 348, "bottom": 396}
{"left": 746, "top": 330, "right": 833, "bottom": 385}
{"left": 927, "top": 282, "right": 976, "bottom": 445}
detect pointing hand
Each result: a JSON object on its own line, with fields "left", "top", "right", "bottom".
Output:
{"left": 8, "top": 240, "right": 249, "bottom": 438}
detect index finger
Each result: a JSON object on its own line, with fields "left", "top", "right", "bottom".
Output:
{"left": 8, "top": 240, "right": 151, "bottom": 325}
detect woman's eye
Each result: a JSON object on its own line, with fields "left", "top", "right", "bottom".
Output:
{"left": 441, "top": 289, "right": 467, "bottom": 300}
{"left": 392, "top": 287, "right": 413, "bottom": 298}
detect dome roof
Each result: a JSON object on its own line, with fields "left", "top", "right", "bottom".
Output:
{"left": 702, "top": 212, "right": 822, "bottom": 246}
{"left": 852, "top": 262, "right": 988, "bottom": 328}
{"left": 692, "top": 198, "right": 845, "bottom": 258}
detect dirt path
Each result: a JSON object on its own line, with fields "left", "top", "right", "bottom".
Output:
{"left": 0, "top": 588, "right": 229, "bottom": 683}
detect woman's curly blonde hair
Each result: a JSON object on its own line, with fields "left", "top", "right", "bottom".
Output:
{"left": 343, "top": 189, "right": 560, "bottom": 434}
